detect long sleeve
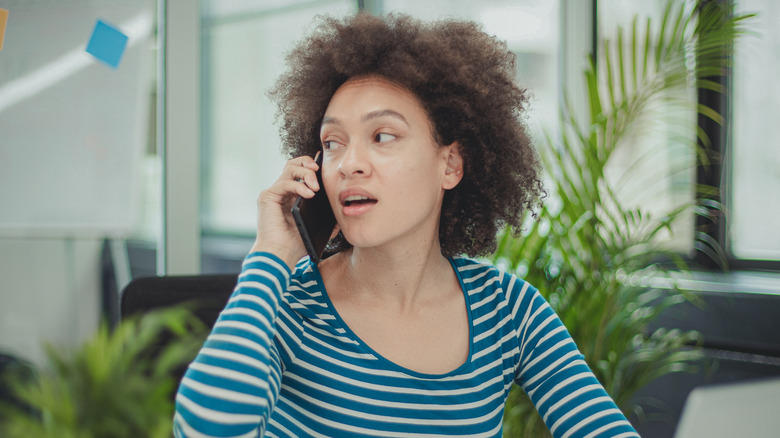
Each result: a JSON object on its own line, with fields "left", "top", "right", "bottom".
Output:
{"left": 174, "top": 252, "right": 291, "bottom": 438}
{"left": 507, "top": 275, "right": 639, "bottom": 438}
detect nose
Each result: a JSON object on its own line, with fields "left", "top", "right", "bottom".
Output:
{"left": 337, "top": 142, "right": 370, "bottom": 177}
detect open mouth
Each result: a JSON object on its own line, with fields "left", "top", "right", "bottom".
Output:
{"left": 342, "top": 195, "right": 377, "bottom": 207}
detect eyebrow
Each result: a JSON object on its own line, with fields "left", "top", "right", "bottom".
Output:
{"left": 321, "top": 109, "right": 409, "bottom": 127}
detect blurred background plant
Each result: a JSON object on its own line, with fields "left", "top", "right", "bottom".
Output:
{"left": 494, "top": 1, "right": 753, "bottom": 436}
{"left": 0, "top": 306, "right": 206, "bottom": 438}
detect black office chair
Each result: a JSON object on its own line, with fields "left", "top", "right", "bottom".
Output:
{"left": 120, "top": 274, "right": 238, "bottom": 327}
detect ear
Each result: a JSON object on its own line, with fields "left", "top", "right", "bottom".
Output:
{"left": 441, "top": 142, "right": 464, "bottom": 190}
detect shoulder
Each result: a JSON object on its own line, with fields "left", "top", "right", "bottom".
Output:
{"left": 450, "top": 256, "right": 536, "bottom": 294}
{"left": 451, "top": 256, "right": 542, "bottom": 318}
{"left": 282, "top": 257, "right": 331, "bottom": 318}
{"left": 289, "top": 257, "right": 319, "bottom": 290}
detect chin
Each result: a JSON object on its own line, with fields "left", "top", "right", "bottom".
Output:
{"left": 339, "top": 228, "right": 386, "bottom": 250}
{"left": 340, "top": 236, "right": 378, "bottom": 250}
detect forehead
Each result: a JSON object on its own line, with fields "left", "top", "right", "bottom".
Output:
{"left": 324, "top": 76, "right": 427, "bottom": 117}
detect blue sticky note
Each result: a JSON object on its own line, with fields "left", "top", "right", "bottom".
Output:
{"left": 85, "top": 19, "right": 128, "bottom": 68}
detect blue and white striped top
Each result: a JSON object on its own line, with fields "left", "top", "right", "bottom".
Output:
{"left": 174, "top": 252, "right": 639, "bottom": 437}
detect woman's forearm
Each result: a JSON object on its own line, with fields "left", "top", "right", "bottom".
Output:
{"left": 174, "top": 252, "right": 291, "bottom": 438}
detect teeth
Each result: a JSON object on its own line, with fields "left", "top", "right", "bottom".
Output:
{"left": 344, "top": 195, "right": 373, "bottom": 207}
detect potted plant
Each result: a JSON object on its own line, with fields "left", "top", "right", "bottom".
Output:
{"left": 494, "top": 1, "right": 753, "bottom": 436}
{"left": 0, "top": 307, "right": 206, "bottom": 438}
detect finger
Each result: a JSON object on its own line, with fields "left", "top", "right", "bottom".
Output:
{"left": 303, "top": 171, "right": 320, "bottom": 192}
{"left": 286, "top": 163, "right": 320, "bottom": 192}
{"left": 285, "top": 168, "right": 319, "bottom": 192}
{"left": 292, "top": 154, "right": 319, "bottom": 171}
{"left": 260, "top": 178, "right": 315, "bottom": 206}
{"left": 281, "top": 178, "right": 316, "bottom": 199}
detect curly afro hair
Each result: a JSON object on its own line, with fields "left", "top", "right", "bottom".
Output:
{"left": 269, "top": 13, "right": 544, "bottom": 258}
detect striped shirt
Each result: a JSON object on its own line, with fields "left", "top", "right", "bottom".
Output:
{"left": 174, "top": 252, "right": 639, "bottom": 438}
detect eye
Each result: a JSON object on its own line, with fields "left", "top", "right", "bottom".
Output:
{"left": 374, "top": 133, "right": 397, "bottom": 143}
{"left": 322, "top": 139, "right": 344, "bottom": 150}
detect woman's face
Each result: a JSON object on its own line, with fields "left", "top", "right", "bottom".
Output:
{"left": 319, "top": 76, "right": 462, "bottom": 252}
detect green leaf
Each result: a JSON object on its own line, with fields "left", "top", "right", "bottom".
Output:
{"left": 0, "top": 307, "right": 208, "bottom": 437}
{"left": 498, "top": 1, "right": 753, "bottom": 434}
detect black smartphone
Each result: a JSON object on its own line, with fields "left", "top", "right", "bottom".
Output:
{"left": 291, "top": 152, "right": 337, "bottom": 264}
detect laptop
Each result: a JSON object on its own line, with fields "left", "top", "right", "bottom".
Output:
{"left": 674, "top": 377, "right": 780, "bottom": 438}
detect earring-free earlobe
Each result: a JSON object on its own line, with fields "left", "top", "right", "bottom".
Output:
{"left": 443, "top": 142, "right": 464, "bottom": 189}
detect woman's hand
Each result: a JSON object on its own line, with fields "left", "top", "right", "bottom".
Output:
{"left": 250, "top": 154, "right": 322, "bottom": 269}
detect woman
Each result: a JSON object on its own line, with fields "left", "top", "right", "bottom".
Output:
{"left": 174, "top": 13, "right": 639, "bottom": 438}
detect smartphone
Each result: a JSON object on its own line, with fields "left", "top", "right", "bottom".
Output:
{"left": 291, "top": 152, "right": 337, "bottom": 264}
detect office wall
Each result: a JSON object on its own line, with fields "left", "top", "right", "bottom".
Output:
{"left": 0, "top": 1, "right": 154, "bottom": 231}
{"left": 0, "top": 0, "right": 155, "bottom": 366}
{"left": 0, "top": 238, "right": 102, "bottom": 366}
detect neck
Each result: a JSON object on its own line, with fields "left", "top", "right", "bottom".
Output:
{"left": 329, "top": 242, "right": 453, "bottom": 312}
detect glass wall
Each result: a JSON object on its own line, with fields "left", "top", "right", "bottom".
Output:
{"left": 596, "top": 0, "right": 697, "bottom": 254}
{"left": 200, "top": 0, "right": 358, "bottom": 236}
{"left": 731, "top": 0, "right": 780, "bottom": 260}
{"left": 382, "top": 0, "right": 561, "bottom": 143}
{"left": 597, "top": 0, "right": 780, "bottom": 265}
{"left": 0, "top": 0, "right": 158, "bottom": 366}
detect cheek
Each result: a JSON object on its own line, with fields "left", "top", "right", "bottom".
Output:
{"left": 321, "top": 166, "right": 340, "bottom": 209}
{"left": 394, "top": 163, "right": 444, "bottom": 201}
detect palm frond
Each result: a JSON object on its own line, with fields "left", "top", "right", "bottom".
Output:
{"left": 496, "top": 1, "right": 752, "bottom": 435}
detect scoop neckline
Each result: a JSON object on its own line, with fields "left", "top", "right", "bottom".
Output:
{"left": 307, "top": 256, "right": 474, "bottom": 379}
